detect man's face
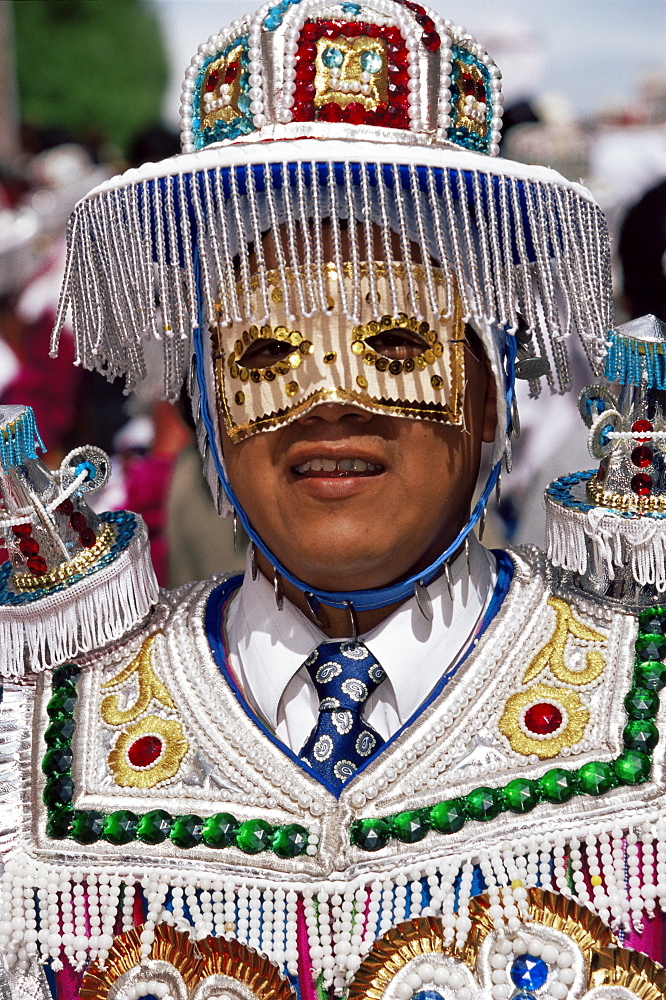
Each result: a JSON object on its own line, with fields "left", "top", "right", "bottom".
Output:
{"left": 221, "top": 335, "right": 496, "bottom": 593}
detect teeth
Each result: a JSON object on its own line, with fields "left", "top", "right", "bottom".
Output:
{"left": 294, "top": 458, "right": 382, "bottom": 474}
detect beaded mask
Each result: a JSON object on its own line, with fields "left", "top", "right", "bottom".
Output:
{"left": 212, "top": 262, "right": 465, "bottom": 442}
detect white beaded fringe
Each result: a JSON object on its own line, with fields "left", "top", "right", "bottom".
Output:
{"left": 52, "top": 161, "right": 612, "bottom": 403}
{"left": 546, "top": 496, "right": 666, "bottom": 593}
{"left": 1, "top": 814, "right": 663, "bottom": 982}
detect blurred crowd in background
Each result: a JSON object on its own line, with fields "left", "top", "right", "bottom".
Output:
{"left": 0, "top": 0, "right": 665, "bottom": 584}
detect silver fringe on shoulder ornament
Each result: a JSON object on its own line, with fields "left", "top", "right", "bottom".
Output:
{"left": 0, "top": 405, "right": 158, "bottom": 676}
{"left": 546, "top": 314, "right": 666, "bottom": 606}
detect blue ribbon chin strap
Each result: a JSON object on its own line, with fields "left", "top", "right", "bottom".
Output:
{"left": 193, "top": 260, "right": 515, "bottom": 614}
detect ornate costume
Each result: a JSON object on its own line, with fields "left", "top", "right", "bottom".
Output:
{"left": 1, "top": 3, "right": 665, "bottom": 999}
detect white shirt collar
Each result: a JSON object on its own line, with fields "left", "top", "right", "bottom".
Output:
{"left": 225, "top": 537, "right": 496, "bottom": 734}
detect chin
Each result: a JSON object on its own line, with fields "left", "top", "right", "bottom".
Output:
{"left": 285, "top": 542, "right": 414, "bottom": 593}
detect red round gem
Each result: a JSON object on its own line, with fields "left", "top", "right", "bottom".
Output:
{"left": 631, "top": 445, "right": 653, "bottom": 468}
{"left": 127, "top": 735, "right": 163, "bottom": 768}
{"left": 462, "top": 74, "right": 476, "bottom": 95}
{"left": 19, "top": 538, "right": 39, "bottom": 557}
{"left": 389, "top": 66, "right": 410, "bottom": 86}
{"left": 388, "top": 82, "right": 407, "bottom": 99}
{"left": 318, "top": 102, "right": 343, "bottom": 122}
{"left": 301, "top": 23, "right": 319, "bottom": 40}
{"left": 632, "top": 419, "right": 653, "bottom": 443}
{"left": 297, "top": 41, "right": 317, "bottom": 60}
{"left": 524, "top": 702, "right": 563, "bottom": 735}
{"left": 631, "top": 473, "right": 653, "bottom": 496}
{"left": 476, "top": 81, "right": 487, "bottom": 102}
{"left": 295, "top": 62, "right": 315, "bottom": 83}
{"left": 69, "top": 511, "right": 87, "bottom": 532}
{"left": 56, "top": 498, "right": 74, "bottom": 516}
{"left": 290, "top": 105, "right": 311, "bottom": 122}
{"left": 341, "top": 21, "right": 362, "bottom": 36}
{"left": 27, "top": 555, "right": 47, "bottom": 576}
{"left": 12, "top": 523, "right": 32, "bottom": 537}
{"left": 79, "top": 527, "right": 97, "bottom": 548}
{"left": 422, "top": 31, "right": 441, "bottom": 52}
{"left": 204, "top": 69, "right": 219, "bottom": 93}
{"left": 345, "top": 102, "right": 367, "bottom": 125}
{"left": 297, "top": 82, "right": 316, "bottom": 100}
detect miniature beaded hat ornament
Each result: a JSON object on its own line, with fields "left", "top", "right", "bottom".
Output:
{"left": 547, "top": 314, "right": 666, "bottom": 602}
{"left": 0, "top": 405, "right": 157, "bottom": 675}
{"left": 51, "top": 0, "right": 612, "bottom": 616}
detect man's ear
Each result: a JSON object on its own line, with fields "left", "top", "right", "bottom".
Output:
{"left": 481, "top": 367, "right": 498, "bottom": 444}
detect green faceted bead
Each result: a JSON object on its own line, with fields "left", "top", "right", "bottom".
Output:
{"left": 613, "top": 749, "right": 651, "bottom": 785}
{"left": 170, "top": 814, "right": 204, "bottom": 849}
{"left": 577, "top": 761, "right": 616, "bottom": 796}
{"left": 43, "top": 774, "right": 74, "bottom": 808}
{"left": 623, "top": 719, "right": 659, "bottom": 753}
{"left": 635, "top": 659, "right": 666, "bottom": 691}
{"left": 137, "top": 809, "right": 173, "bottom": 845}
{"left": 624, "top": 686, "right": 659, "bottom": 720}
{"left": 503, "top": 778, "right": 540, "bottom": 813}
{"left": 46, "top": 806, "right": 73, "bottom": 839}
{"left": 638, "top": 608, "right": 666, "bottom": 635}
{"left": 391, "top": 809, "right": 430, "bottom": 843}
{"left": 635, "top": 635, "right": 666, "bottom": 661}
{"left": 104, "top": 810, "right": 139, "bottom": 845}
{"left": 465, "top": 786, "right": 503, "bottom": 822}
{"left": 41, "top": 746, "right": 72, "bottom": 776}
{"left": 430, "top": 799, "right": 466, "bottom": 834}
{"left": 538, "top": 767, "right": 577, "bottom": 803}
{"left": 52, "top": 663, "right": 81, "bottom": 687}
{"left": 46, "top": 687, "right": 77, "bottom": 720}
{"left": 271, "top": 823, "right": 309, "bottom": 858}
{"left": 44, "top": 717, "right": 76, "bottom": 747}
{"left": 349, "top": 817, "right": 391, "bottom": 851}
{"left": 202, "top": 812, "right": 239, "bottom": 849}
{"left": 235, "top": 818, "right": 273, "bottom": 854}
{"left": 71, "top": 810, "right": 105, "bottom": 845}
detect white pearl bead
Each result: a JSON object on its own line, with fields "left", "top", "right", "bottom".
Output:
{"left": 541, "top": 944, "right": 559, "bottom": 964}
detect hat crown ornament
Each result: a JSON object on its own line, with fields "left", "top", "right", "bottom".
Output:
{"left": 546, "top": 315, "right": 666, "bottom": 607}
{"left": 180, "top": 0, "right": 504, "bottom": 155}
{"left": 0, "top": 406, "right": 158, "bottom": 677}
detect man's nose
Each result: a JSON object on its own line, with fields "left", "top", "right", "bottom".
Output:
{"left": 297, "top": 402, "right": 375, "bottom": 425}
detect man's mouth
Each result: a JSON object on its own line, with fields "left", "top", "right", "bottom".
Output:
{"left": 293, "top": 457, "right": 384, "bottom": 476}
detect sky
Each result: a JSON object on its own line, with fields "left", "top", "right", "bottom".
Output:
{"left": 153, "top": 0, "right": 666, "bottom": 126}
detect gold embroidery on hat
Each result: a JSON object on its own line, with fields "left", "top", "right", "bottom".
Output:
{"left": 314, "top": 36, "right": 388, "bottom": 111}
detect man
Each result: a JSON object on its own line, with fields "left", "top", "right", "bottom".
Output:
{"left": 1, "top": 2, "right": 665, "bottom": 999}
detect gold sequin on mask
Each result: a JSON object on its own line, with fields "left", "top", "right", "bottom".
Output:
{"left": 212, "top": 262, "right": 466, "bottom": 443}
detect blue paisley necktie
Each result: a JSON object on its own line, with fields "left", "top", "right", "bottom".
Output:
{"left": 299, "top": 639, "right": 386, "bottom": 790}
